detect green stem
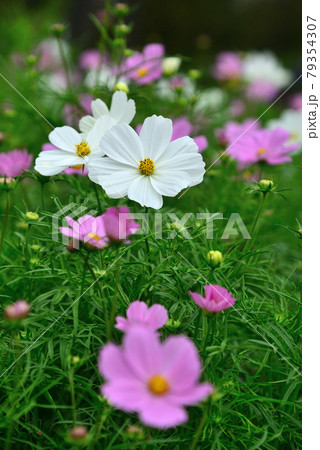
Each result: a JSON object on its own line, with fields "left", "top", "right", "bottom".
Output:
{"left": 0, "top": 192, "right": 10, "bottom": 255}
{"left": 40, "top": 182, "right": 45, "bottom": 210}
{"left": 144, "top": 207, "right": 150, "bottom": 255}
{"left": 92, "top": 181, "right": 102, "bottom": 214}
{"left": 57, "top": 36, "right": 72, "bottom": 91}
{"left": 190, "top": 407, "right": 208, "bottom": 450}
{"left": 201, "top": 313, "right": 209, "bottom": 352}
{"left": 108, "top": 250, "right": 121, "bottom": 341}
{"left": 69, "top": 366, "right": 76, "bottom": 425}
{"left": 250, "top": 192, "right": 266, "bottom": 237}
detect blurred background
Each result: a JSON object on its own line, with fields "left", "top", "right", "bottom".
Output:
{"left": 0, "top": 0, "right": 301, "bottom": 68}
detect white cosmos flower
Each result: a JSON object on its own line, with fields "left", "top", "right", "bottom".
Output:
{"left": 34, "top": 117, "right": 111, "bottom": 176}
{"left": 242, "top": 52, "right": 292, "bottom": 89}
{"left": 267, "top": 109, "right": 302, "bottom": 148}
{"left": 88, "top": 115, "right": 205, "bottom": 209}
{"left": 79, "top": 91, "right": 135, "bottom": 137}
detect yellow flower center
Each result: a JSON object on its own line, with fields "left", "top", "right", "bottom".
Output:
{"left": 138, "top": 158, "right": 155, "bottom": 175}
{"left": 88, "top": 232, "right": 100, "bottom": 241}
{"left": 257, "top": 148, "right": 266, "bottom": 156}
{"left": 137, "top": 67, "right": 148, "bottom": 77}
{"left": 71, "top": 164, "right": 84, "bottom": 170}
{"left": 75, "top": 141, "right": 91, "bottom": 157}
{"left": 148, "top": 375, "right": 169, "bottom": 395}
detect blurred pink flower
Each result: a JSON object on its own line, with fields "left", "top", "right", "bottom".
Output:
{"left": 101, "top": 206, "right": 140, "bottom": 242}
{"left": 62, "top": 94, "right": 94, "bottom": 126}
{"left": 4, "top": 300, "right": 30, "bottom": 320}
{"left": 229, "top": 99, "right": 245, "bottom": 117}
{"left": 211, "top": 52, "right": 242, "bottom": 81}
{"left": 41, "top": 144, "right": 89, "bottom": 175}
{"left": 216, "top": 118, "right": 260, "bottom": 146}
{"left": 289, "top": 92, "right": 302, "bottom": 111}
{"left": 99, "top": 326, "right": 213, "bottom": 428}
{"left": 115, "top": 301, "right": 168, "bottom": 333}
{"left": 59, "top": 215, "right": 108, "bottom": 250}
{"left": 136, "top": 116, "right": 208, "bottom": 153}
{"left": 0, "top": 149, "right": 33, "bottom": 177}
{"left": 189, "top": 285, "right": 235, "bottom": 313}
{"left": 79, "top": 49, "right": 108, "bottom": 71}
{"left": 246, "top": 80, "right": 279, "bottom": 102}
{"left": 123, "top": 43, "right": 165, "bottom": 85}
{"left": 228, "top": 128, "right": 299, "bottom": 165}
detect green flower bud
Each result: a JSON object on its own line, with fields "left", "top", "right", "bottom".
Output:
{"left": 188, "top": 69, "right": 201, "bottom": 80}
{"left": 207, "top": 250, "right": 223, "bottom": 266}
{"left": 114, "top": 3, "right": 130, "bottom": 16}
{"left": 115, "top": 24, "right": 130, "bottom": 36}
{"left": 114, "top": 81, "right": 129, "bottom": 94}
{"left": 25, "top": 212, "right": 39, "bottom": 222}
{"left": 258, "top": 179, "right": 273, "bottom": 191}
{"left": 126, "top": 425, "right": 144, "bottom": 440}
{"left": 51, "top": 23, "right": 67, "bottom": 37}
{"left": 162, "top": 57, "right": 181, "bottom": 76}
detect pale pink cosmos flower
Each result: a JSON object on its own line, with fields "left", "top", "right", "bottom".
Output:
{"left": 4, "top": 300, "right": 30, "bottom": 320}
{"left": 246, "top": 80, "right": 279, "bottom": 102}
{"left": 79, "top": 49, "right": 108, "bottom": 71}
{"left": 189, "top": 285, "right": 236, "bottom": 313}
{"left": 136, "top": 116, "right": 208, "bottom": 153}
{"left": 62, "top": 94, "right": 94, "bottom": 126}
{"left": 228, "top": 128, "right": 299, "bottom": 165}
{"left": 101, "top": 206, "right": 140, "bottom": 243}
{"left": 216, "top": 118, "right": 260, "bottom": 146}
{"left": 211, "top": 52, "right": 242, "bottom": 81}
{"left": 59, "top": 215, "right": 108, "bottom": 250}
{"left": 99, "top": 326, "right": 213, "bottom": 428}
{"left": 123, "top": 43, "right": 165, "bottom": 85}
{"left": 0, "top": 149, "right": 33, "bottom": 177}
{"left": 229, "top": 99, "right": 245, "bottom": 118}
{"left": 289, "top": 92, "right": 302, "bottom": 111}
{"left": 115, "top": 301, "right": 168, "bottom": 333}
{"left": 41, "top": 144, "right": 89, "bottom": 176}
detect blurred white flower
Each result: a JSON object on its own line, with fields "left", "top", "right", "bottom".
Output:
{"left": 79, "top": 91, "right": 136, "bottom": 137}
{"left": 267, "top": 109, "right": 302, "bottom": 148}
{"left": 162, "top": 57, "right": 182, "bottom": 75}
{"left": 242, "top": 52, "right": 292, "bottom": 89}
{"left": 89, "top": 115, "right": 205, "bottom": 209}
{"left": 156, "top": 75, "right": 195, "bottom": 101}
{"left": 194, "top": 88, "right": 226, "bottom": 112}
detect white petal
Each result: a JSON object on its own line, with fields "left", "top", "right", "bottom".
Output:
{"left": 34, "top": 150, "right": 82, "bottom": 176}
{"left": 150, "top": 171, "right": 189, "bottom": 196}
{"left": 101, "top": 123, "right": 144, "bottom": 166}
{"left": 91, "top": 99, "right": 109, "bottom": 118}
{"left": 139, "top": 115, "right": 173, "bottom": 161}
{"left": 128, "top": 176, "right": 163, "bottom": 209}
{"left": 87, "top": 115, "right": 117, "bottom": 153}
{"left": 157, "top": 136, "right": 198, "bottom": 164}
{"left": 88, "top": 157, "right": 137, "bottom": 194}
{"left": 49, "top": 126, "right": 81, "bottom": 152}
{"left": 110, "top": 91, "right": 136, "bottom": 124}
{"left": 79, "top": 115, "right": 96, "bottom": 135}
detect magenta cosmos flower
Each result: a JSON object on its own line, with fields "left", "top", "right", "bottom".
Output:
{"left": 211, "top": 51, "right": 242, "bottom": 81}
{"left": 59, "top": 214, "right": 108, "bottom": 250}
{"left": 99, "top": 326, "right": 213, "bottom": 428}
{"left": 189, "top": 285, "right": 236, "bottom": 313}
{"left": 79, "top": 49, "right": 108, "bottom": 71}
{"left": 41, "top": 144, "right": 89, "bottom": 175}
{"left": 136, "top": 116, "right": 208, "bottom": 153}
{"left": 123, "top": 43, "right": 164, "bottom": 85}
{"left": 4, "top": 300, "right": 30, "bottom": 320}
{"left": 115, "top": 301, "right": 168, "bottom": 333}
{"left": 0, "top": 149, "right": 33, "bottom": 177}
{"left": 101, "top": 206, "right": 140, "bottom": 242}
{"left": 228, "top": 128, "right": 299, "bottom": 165}
{"left": 216, "top": 118, "right": 260, "bottom": 146}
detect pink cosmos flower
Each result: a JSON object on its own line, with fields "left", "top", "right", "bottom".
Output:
{"left": 115, "top": 301, "right": 168, "bottom": 333}
{"left": 228, "top": 128, "right": 299, "bottom": 165}
{"left": 211, "top": 52, "right": 242, "bottom": 81}
{"left": 79, "top": 49, "right": 108, "bottom": 71}
{"left": 101, "top": 206, "right": 140, "bottom": 242}
{"left": 99, "top": 326, "right": 213, "bottom": 428}
{"left": 62, "top": 94, "right": 93, "bottom": 126}
{"left": 4, "top": 300, "right": 30, "bottom": 320}
{"left": 189, "top": 285, "right": 236, "bottom": 313}
{"left": 0, "top": 149, "right": 33, "bottom": 177}
{"left": 229, "top": 99, "right": 245, "bottom": 118}
{"left": 123, "top": 43, "right": 165, "bottom": 85}
{"left": 136, "top": 116, "right": 208, "bottom": 153}
{"left": 246, "top": 80, "right": 279, "bottom": 102}
{"left": 216, "top": 118, "right": 260, "bottom": 146}
{"left": 289, "top": 92, "right": 302, "bottom": 111}
{"left": 41, "top": 144, "right": 89, "bottom": 175}
{"left": 59, "top": 215, "right": 108, "bottom": 250}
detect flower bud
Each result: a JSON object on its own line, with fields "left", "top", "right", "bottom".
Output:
{"left": 115, "top": 24, "right": 130, "bottom": 36}
{"left": 114, "top": 3, "right": 130, "bottom": 16}
{"left": 67, "top": 238, "right": 79, "bottom": 253}
{"left": 51, "top": 23, "right": 67, "bottom": 37}
{"left": 162, "top": 57, "right": 181, "bottom": 76}
{"left": 25, "top": 212, "right": 39, "bottom": 221}
{"left": 258, "top": 179, "right": 273, "bottom": 191}
{"left": 123, "top": 48, "right": 134, "bottom": 57}
{"left": 207, "top": 250, "right": 223, "bottom": 266}
{"left": 69, "top": 426, "right": 88, "bottom": 440}
{"left": 188, "top": 69, "right": 201, "bottom": 80}
{"left": 114, "top": 82, "right": 129, "bottom": 94}
{"left": 4, "top": 300, "right": 30, "bottom": 320}
{"left": 26, "top": 54, "right": 38, "bottom": 66}
{"left": 126, "top": 425, "right": 144, "bottom": 440}
{"left": 0, "top": 177, "right": 16, "bottom": 191}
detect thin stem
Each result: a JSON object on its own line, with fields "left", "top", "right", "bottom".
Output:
{"left": 69, "top": 366, "right": 76, "bottom": 425}
{"left": 0, "top": 192, "right": 10, "bottom": 255}
{"left": 190, "top": 407, "right": 208, "bottom": 450}
{"left": 250, "top": 192, "right": 266, "bottom": 237}
{"left": 92, "top": 181, "right": 102, "bottom": 214}
{"left": 108, "top": 249, "right": 121, "bottom": 341}
{"left": 57, "top": 36, "right": 72, "bottom": 91}
{"left": 144, "top": 207, "right": 150, "bottom": 255}
{"left": 40, "top": 182, "right": 45, "bottom": 210}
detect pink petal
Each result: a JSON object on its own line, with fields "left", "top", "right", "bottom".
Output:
{"left": 139, "top": 398, "right": 188, "bottom": 428}
{"left": 193, "top": 135, "right": 208, "bottom": 153}
{"left": 168, "top": 382, "right": 214, "bottom": 406}
{"left": 98, "top": 343, "right": 132, "bottom": 381}
{"left": 101, "top": 381, "right": 149, "bottom": 412}
{"left": 115, "top": 316, "right": 129, "bottom": 332}
{"left": 145, "top": 304, "right": 168, "bottom": 330}
{"left": 189, "top": 291, "right": 205, "bottom": 309}
{"left": 126, "top": 300, "right": 148, "bottom": 321}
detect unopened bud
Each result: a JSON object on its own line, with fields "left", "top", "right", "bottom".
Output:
{"left": 126, "top": 425, "right": 144, "bottom": 440}
{"left": 162, "top": 57, "right": 181, "bottom": 76}
{"left": 114, "top": 82, "right": 129, "bottom": 94}
{"left": 114, "top": 3, "right": 130, "bottom": 16}
{"left": 4, "top": 300, "right": 30, "bottom": 320}
{"left": 70, "top": 426, "right": 88, "bottom": 440}
{"left": 25, "top": 212, "right": 39, "bottom": 221}
{"left": 115, "top": 24, "right": 130, "bottom": 36}
{"left": 188, "top": 69, "right": 201, "bottom": 80}
{"left": 51, "top": 23, "right": 67, "bottom": 37}
{"left": 207, "top": 250, "right": 223, "bottom": 266}
{"left": 258, "top": 179, "right": 273, "bottom": 191}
